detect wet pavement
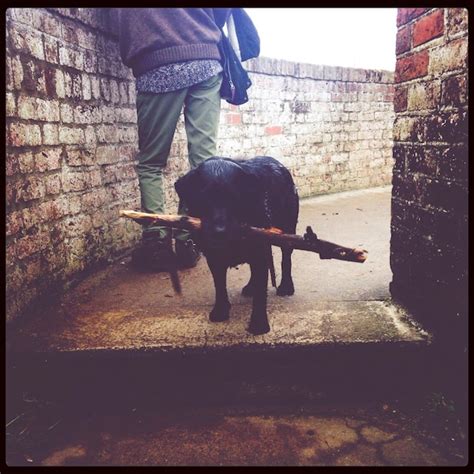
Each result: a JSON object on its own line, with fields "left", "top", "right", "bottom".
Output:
{"left": 6, "top": 399, "right": 465, "bottom": 466}
{"left": 37, "top": 412, "right": 450, "bottom": 466}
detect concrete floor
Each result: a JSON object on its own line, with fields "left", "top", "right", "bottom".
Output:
{"left": 8, "top": 187, "right": 463, "bottom": 467}
{"left": 10, "top": 186, "right": 428, "bottom": 353}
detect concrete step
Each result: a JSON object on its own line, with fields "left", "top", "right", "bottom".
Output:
{"left": 7, "top": 188, "right": 435, "bottom": 406}
{"left": 10, "top": 296, "right": 429, "bottom": 353}
{"left": 8, "top": 296, "right": 432, "bottom": 406}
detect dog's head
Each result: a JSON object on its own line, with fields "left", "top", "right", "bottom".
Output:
{"left": 175, "top": 158, "right": 260, "bottom": 247}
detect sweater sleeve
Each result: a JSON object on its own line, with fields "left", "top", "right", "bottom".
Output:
{"left": 212, "top": 8, "right": 232, "bottom": 29}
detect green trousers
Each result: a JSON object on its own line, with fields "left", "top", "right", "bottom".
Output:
{"left": 135, "top": 72, "right": 222, "bottom": 241}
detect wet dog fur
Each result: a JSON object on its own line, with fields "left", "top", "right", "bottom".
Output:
{"left": 175, "top": 156, "right": 299, "bottom": 335}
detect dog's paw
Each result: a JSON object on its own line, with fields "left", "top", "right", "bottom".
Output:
{"left": 247, "top": 319, "right": 270, "bottom": 335}
{"left": 209, "top": 304, "right": 230, "bottom": 322}
{"left": 276, "top": 280, "right": 295, "bottom": 296}
{"left": 241, "top": 283, "right": 255, "bottom": 297}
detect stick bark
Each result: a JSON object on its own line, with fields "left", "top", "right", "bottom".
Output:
{"left": 119, "top": 210, "right": 368, "bottom": 263}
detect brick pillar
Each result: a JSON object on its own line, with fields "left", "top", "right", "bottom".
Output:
{"left": 390, "top": 8, "right": 468, "bottom": 334}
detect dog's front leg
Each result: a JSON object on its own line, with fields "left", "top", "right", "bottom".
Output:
{"left": 207, "top": 256, "right": 231, "bottom": 322}
{"left": 247, "top": 253, "right": 270, "bottom": 335}
{"left": 277, "top": 247, "right": 295, "bottom": 296}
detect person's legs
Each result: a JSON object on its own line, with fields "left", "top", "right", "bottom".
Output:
{"left": 175, "top": 72, "right": 223, "bottom": 243}
{"left": 133, "top": 89, "right": 187, "bottom": 271}
{"left": 184, "top": 72, "right": 223, "bottom": 169}
{"left": 135, "top": 89, "right": 187, "bottom": 240}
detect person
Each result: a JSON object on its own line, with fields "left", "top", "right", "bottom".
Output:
{"left": 112, "top": 8, "right": 231, "bottom": 272}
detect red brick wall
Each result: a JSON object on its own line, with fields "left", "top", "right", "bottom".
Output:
{"left": 390, "top": 8, "right": 468, "bottom": 331}
{"left": 6, "top": 8, "right": 141, "bottom": 322}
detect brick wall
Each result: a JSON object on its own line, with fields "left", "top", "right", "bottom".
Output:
{"left": 6, "top": 8, "right": 141, "bottom": 323}
{"left": 390, "top": 8, "right": 468, "bottom": 331}
{"left": 6, "top": 8, "right": 395, "bottom": 323}
{"left": 218, "top": 60, "right": 395, "bottom": 199}
{"left": 160, "top": 60, "right": 395, "bottom": 211}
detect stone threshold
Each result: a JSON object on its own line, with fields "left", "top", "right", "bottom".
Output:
{"left": 8, "top": 299, "right": 430, "bottom": 356}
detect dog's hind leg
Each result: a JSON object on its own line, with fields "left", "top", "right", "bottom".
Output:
{"left": 207, "top": 257, "right": 231, "bottom": 322}
{"left": 241, "top": 270, "right": 255, "bottom": 297}
{"left": 247, "top": 254, "right": 270, "bottom": 335}
{"left": 276, "top": 247, "right": 295, "bottom": 296}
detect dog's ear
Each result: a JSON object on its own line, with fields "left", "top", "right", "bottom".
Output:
{"left": 175, "top": 168, "right": 200, "bottom": 208}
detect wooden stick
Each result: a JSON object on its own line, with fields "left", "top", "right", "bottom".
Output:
{"left": 120, "top": 210, "right": 368, "bottom": 263}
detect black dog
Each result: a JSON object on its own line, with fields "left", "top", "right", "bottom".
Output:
{"left": 175, "top": 156, "right": 299, "bottom": 335}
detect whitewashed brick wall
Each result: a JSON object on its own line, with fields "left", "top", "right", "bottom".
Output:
{"left": 163, "top": 58, "right": 395, "bottom": 208}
